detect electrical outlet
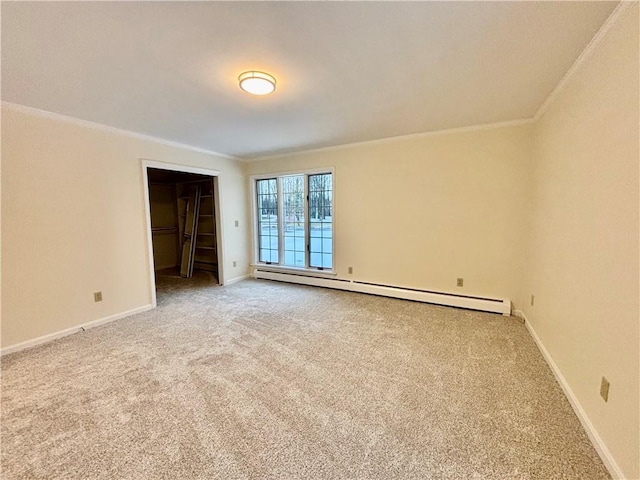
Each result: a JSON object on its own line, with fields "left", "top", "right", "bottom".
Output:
{"left": 600, "top": 377, "right": 610, "bottom": 402}
{"left": 94, "top": 291, "right": 103, "bottom": 302}
{"left": 531, "top": 294, "right": 535, "bottom": 306}
{"left": 234, "top": 220, "right": 239, "bottom": 227}
{"left": 348, "top": 266, "right": 353, "bottom": 274}
{"left": 456, "top": 278, "right": 464, "bottom": 287}
{"left": 233, "top": 261, "right": 237, "bottom": 267}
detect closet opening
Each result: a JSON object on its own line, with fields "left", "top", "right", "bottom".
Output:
{"left": 143, "top": 163, "right": 223, "bottom": 305}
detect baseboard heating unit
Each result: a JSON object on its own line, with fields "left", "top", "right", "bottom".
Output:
{"left": 253, "top": 268, "right": 511, "bottom": 316}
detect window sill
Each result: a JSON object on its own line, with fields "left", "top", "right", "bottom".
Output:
{"left": 250, "top": 264, "right": 337, "bottom": 278}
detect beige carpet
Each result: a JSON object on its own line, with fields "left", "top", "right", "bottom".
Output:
{"left": 1, "top": 275, "right": 610, "bottom": 479}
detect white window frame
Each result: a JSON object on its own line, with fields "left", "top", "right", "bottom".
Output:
{"left": 250, "top": 167, "right": 336, "bottom": 276}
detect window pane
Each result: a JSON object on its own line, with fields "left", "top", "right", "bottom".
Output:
{"left": 282, "top": 175, "right": 305, "bottom": 267}
{"left": 308, "top": 173, "right": 333, "bottom": 269}
{"left": 256, "top": 178, "right": 279, "bottom": 264}
{"left": 320, "top": 223, "right": 332, "bottom": 238}
{"left": 309, "top": 237, "right": 321, "bottom": 252}
{"left": 284, "top": 250, "right": 295, "bottom": 266}
{"left": 260, "top": 248, "right": 279, "bottom": 264}
{"left": 310, "top": 252, "right": 322, "bottom": 267}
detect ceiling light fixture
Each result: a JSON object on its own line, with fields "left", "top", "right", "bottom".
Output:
{"left": 238, "top": 71, "right": 276, "bottom": 96}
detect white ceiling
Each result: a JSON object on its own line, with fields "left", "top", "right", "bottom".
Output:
{"left": 2, "top": 1, "right": 618, "bottom": 159}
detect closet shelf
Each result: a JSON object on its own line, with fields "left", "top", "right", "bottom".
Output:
{"left": 152, "top": 226, "right": 178, "bottom": 235}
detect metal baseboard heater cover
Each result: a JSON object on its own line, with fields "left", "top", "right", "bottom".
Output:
{"left": 253, "top": 268, "right": 511, "bottom": 316}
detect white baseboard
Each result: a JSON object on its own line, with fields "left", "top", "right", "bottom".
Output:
{"left": 254, "top": 269, "right": 511, "bottom": 316}
{"left": 513, "top": 309, "right": 625, "bottom": 480}
{"left": 224, "top": 274, "right": 250, "bottom": 286}
{"left": 1, "top": 304, "right": 154, "bottom": 356}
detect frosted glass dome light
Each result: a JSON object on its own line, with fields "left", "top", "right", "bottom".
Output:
{"left": 238, "top": 71, "right": 276, "bottom": 95}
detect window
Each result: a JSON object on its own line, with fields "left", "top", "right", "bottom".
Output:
{"left": 256, "top": 178, "right": 278, "bottom": 263}
{"left": 282, "top": 175, "right": 306, "bottom": 267}
{"left": 308, "top": 173, "right": 333, "bottom": 269}
{"left": 254, "top": 171, "right": 333, "bottom": 271}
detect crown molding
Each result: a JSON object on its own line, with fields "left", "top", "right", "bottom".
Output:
{"left": 4, "top": 1, "right": 631, "bottom": 163}
{"left": 1, "top": 102, "right": 241, "bottom": 161}
{"left": 247, "top": 117, "right": 535, "bottom": 162}
{"left": 533, "top": 1, "right": 635, "bottom": 122}
{"left": 250, "top": 1, "right": 634, "bottom": 163}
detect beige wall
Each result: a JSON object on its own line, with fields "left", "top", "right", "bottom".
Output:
{"left": 246, "top": 123, "right": 534, "bottom": 309}
{"left": 1, "top": 106, "right": 250, "bottom": 348}
{"left": 149, "top": 184, "right": 180, "bottom": 271}
{"left": 522, "top": 5, "right": 639, "bottom": 478}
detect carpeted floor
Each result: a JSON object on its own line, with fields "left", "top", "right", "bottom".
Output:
{"left": 1, "top": 275, "right": 610, "bottom": 479}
